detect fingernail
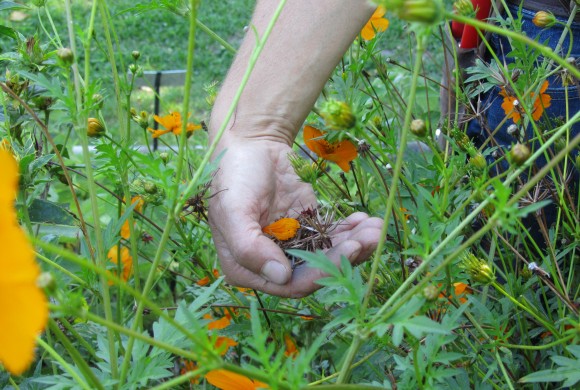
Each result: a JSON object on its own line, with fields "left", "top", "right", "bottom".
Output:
{"left": 261, "top": 261, "right": 289, "bottom": 284}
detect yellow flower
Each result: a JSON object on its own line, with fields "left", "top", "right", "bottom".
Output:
{"left": 147, "top": 112, "right": 202, "bottom": 138}
{"left": 361, "top": 6, "right": 389, "bottom": 41}
{"left": 0, "top": 150, "right": 49, "bottom": 375}
{"left": 120, "top": 196, "right": 145, "bottom": 240}
{"left": 262, "top": 218, "right": 300, "bottom": 241}
{"left": 303, "top": 125, "right": 358, "bottom": 173}
{"left": 205, "top": 369, "right": 269, "bottom": 390}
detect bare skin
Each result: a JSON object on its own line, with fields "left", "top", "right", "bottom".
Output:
{"left": 209, "top": 1, "right": 382, "bottom": 297}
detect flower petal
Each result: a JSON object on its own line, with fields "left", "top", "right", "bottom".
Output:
{"left": 0, "top": 150, "right": 48, "bottom": 376}
{"left": 205, "top": 369, "right": 258, "bottom": 390}
{"left": 262, "top": 218, "right": 300, "bottom": 241}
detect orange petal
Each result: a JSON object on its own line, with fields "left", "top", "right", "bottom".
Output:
{"left": 205, "top": 369, "right": 259, "bottom": 390}
{"left": 207, "top": 315, "right": 231, "bottom": 330}
{"left": 215, "top": 336, "right": 238, "bottom": 355}
{"left": 0, "top": 150, "right": 48, "bottom": 375}
{"left": 324, "top": 140, "right": 358, "bottom": 172}
{"left": 303, "top": 125, "right": 327, "bottom": 157}
{"left": 262, "top": 218, "right": 300, "bottom": 241}
{"left": 284, "top": 334, "right": 298, "bottom": 357}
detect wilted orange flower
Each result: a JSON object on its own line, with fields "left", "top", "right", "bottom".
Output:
{"left": 121, "top": 196, "right": 145, "bottom": 240}
{"left": 0, "top": 150, "right": 49, "bottom": 375}
{"left": 361, "top": 6, "right": 389, "bottom": 41}
{"left": 262, "top": 217, "right": 300, "bottom": 241}
{"left": 284, "top": 334, "right": 298, "bottom": 358}
{"left": 205, "top": 369, "right": 269, "bottom": 390}
{"left": 147, "top": 111, "right": 201, "bottom": 138}
{"left": 197, "top": 268, "right": 220, "bottom": 286}
{"left": 107, "top": 245, "right": 133, "bottom": 283}
{"left": 500, "top": 80, "right": 551, "bottom": 123}
{"left": 303, "top": 125, "right": 358, "bottom": 173}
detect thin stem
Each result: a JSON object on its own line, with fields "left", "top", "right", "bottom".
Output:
{"left": 36, "top": 338, "right": 92, "bottom": 390}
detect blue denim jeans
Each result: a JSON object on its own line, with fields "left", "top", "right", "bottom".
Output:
{"left": 466, "top": 4, "right": 580, "bottom": 174}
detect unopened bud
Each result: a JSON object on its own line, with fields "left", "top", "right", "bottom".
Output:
{"left": 454, "top": 0, "right": 474, "bottom": 16}
{"left": 320, "top": 99, "right": 356, "bottom": 130}
{"left": 57, "top": 47, "right": 74, "bottom": 66}
{"left": 131, "top": 50, "right": 141, "bottom": 60}
{"left": 510, "top": 143, "right": 530, "bottom": 166}
{"left": 159, "top": 152, "right": 170, "bottom": 163}
{"left": 461, "top": 252, "right": 495, "bottom": 285}
{"left": 92, "top": 93, "right": 104, "bottom": 110}
{"left": 532, "top": 11, "right": 556, "bottom": 28}
{"left": 423, "top": 285, "right": 439, "bottom": 301}
{"left": 143, "top": 181, "right": 158, "bottom": 194}
{"left": 410, "top": 119, "right": 427, "bottom": 137}
{"left": 392, "top": 0, "right": 444, "bottom": 24}
{"left": 87, "top": 118, "right": 106, "bottom": 138}
{"left": 469, "top": 153, "right": 487, "bottom": 170}
{"left": 37, "top": 272, "right": 56, "bottom": 294}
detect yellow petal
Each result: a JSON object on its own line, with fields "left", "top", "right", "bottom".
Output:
{"left": 262, "top": 218, "right": 300, "bottom": 241}
{"left": 0, "top": 150, "right": 48, "bottom": 376}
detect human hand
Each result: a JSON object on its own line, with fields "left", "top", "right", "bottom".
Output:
{"left": 208, "top": 135, "right": 383, "bottom": 298}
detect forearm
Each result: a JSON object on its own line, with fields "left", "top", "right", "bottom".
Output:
{"left": 210, "top": 0, "right": 375, "bottom": 146}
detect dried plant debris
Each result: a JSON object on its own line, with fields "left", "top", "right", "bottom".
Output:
{"left": 262, "top": 207, "right": 338, "bottom": 269}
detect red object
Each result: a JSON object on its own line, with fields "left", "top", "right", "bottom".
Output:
{"left": 460, "top": 0, "right": 493, "bottom": 49}
{"left": 451, "top": 21, "right": 465, "bottom": 39}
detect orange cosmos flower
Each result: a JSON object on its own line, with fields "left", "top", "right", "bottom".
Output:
{"left": 107, "top": 245, "right": 133, "bottom": 283}
{"left": 262, "top": 217, "right": 300, "bottom": 241}
{"left": 215, "top": 336, "right": 238, "bottom": 356}
{"left": 500, "top": 81, "right": 551, "bottom": 123}
{"left": 147, "top": 111, "right": 202, "bottom": 138}
{"left": 361, "top": 6, "right": 389, "bottom": 41}
{"left": 120, "top": 196, "right": 145, "bottom": 240}
{"left": 303, "top": 125, "right": 358, "bottom": 172}
{"left": 197, "top": 268, "right": 220, "bottom": 286}
{"left": 180, "top": 359, "right": 201, "bottom": 385}
{"left": 0, "top": 150, "right": 49, "bottom": 375}
{"left": 439, "top": 282, "right": 471, "bottom": 304}
{"left": 205, "top": 369, "right": 269, "bottom": 390}
{"left": 283, "top": 334, "right": 298, "bottom": 358}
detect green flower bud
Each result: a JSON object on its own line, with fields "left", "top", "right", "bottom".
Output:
{"left": 87, "top": 118, "right": 106, "bottom": 138}
{"left": 454, "top": 0, "right": 474, "bottom": 16}
{"left": 469, "top": 153, "right": 487, "bottom": 170}
{"left": 288, "top": 152, "right": 322, "bottom": 184}
{"left": 159, "top": 152, "right": 170, "bottom": 164}
{"left": 423, "top": 285, "right": 439, "bottom": 301}
{"left": 92, "top": 93, "right": 104, "bottom": 110}
{"left": 57, "top": 47, "right": 74, "bottom": 66}
{"left": 383, "top": 0, "right": 444, "bottom": 24}
{"left": 131, "top": 50, "right": 141, "bottom": 60}
{"left": 532, "top": 11, "right": 556, "bottom": 28}
{"left": 461, "top": 252, "right": 495, "bottom": 285}
{"left": 143, "top": 181, "right": 158, "bottom": 194}
{"left": 37, "top": 272, "right": 56, "bottom": 294}
{"left": 410, "top": 118, "right": 427, "bottom": 138}
{"left": 510, "top": 143, "right": 531, "bottom": 166}
{"left": 320, "top": 99, "right": 356, "bottom": 130}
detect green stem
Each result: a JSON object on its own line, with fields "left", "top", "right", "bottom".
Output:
{"left": 447, "top": 12, "right": 580, "bottom": 80}
{"left": 48, "top": 320, "right": 105, "bottom": 390}
{"left": 499, "top": 334, "right": 574, "bottom": 350}
{"left": 36, "top": 252, "right": 87, "bottom": 286}
{"left": 196, "top": 19, "right": 236, "bottom": 54}
{"left": 336, "top": 334, "right": 363, "bottom": 384}
{"left": 36, "top": 338, "right": 92, "bottom": 390}
{"left": 117, "top": 0, "right": 201, "bottom": 385}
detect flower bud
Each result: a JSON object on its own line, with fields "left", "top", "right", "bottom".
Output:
{"left": 510, "top": 143, "right": 530, "bottom": 166}
{"left": 532, "top": 11, "right": 556, "bottom": 28}
{"left": 131, "top": 50, "right": 141, "bottom": 60}
{"left": 423, "top": 285, "right": 439, "bottom": 301}
{"left": 320, "top": 99, "right": 356, "bottom": 130}
{"left": 129, "top": 64, "right": 139, "bottom": 74}
{"left": 410, "top": 118, "right": 427, "bottom": 137}
{"left": 87, "top": 118, "right": 106, "bottom": 138}
{"left": 454, "top": 0, "right": 474, "bottom": 16}
{"left": 57, "top": 47, "right": 74, "bottom": 66}
{"left": 288, "top": 152, "right": 322, "bottom": 184}
{"left": 159, "top": 152, "right": 170, "bottom": 164}
{"left": 461, "top": 252, "right": 495, "bottom": 285}
{"left": 37, "top": 272, "right": 56, "bottom": 294}
{"left": 469, "top": 153, "right": 487, "bottom": 170}
{"left": 390, "top": 0, "right": 444, "bottom": 24}
{"left": 143, "top": 181, "right": 158, "bottom": 194}
{"left": 92, "top": 93, "right": 104, "bottom": 110}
